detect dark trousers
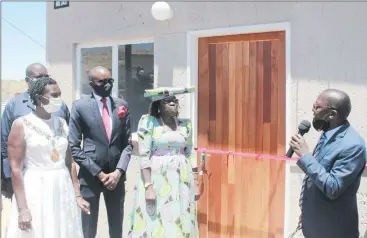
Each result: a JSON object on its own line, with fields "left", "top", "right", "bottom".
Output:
{"left": 80, "top": 179, "right": 125, "bottom": 238}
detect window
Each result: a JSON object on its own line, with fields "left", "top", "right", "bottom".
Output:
{"left": 77, "top": 41, "right": 154, "bottom": 132}
{"left": 118, "top": 43, "right": 154, "bottom": 132}
{"left": 80, "top": 47, "right": 113, "bottom": 97}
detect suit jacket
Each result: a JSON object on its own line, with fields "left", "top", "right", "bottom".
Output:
{"left": 297, "top": 121, "right": 366, "bottom": 238}
{"left": 68, "top": 93, "right": 132, "bottom": 187}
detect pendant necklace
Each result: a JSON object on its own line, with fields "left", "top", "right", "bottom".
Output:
{"left": 50, "top": 117, "right": 60, "bottom": 162}
{"left": 51, "top": 139, "right": 59, "bottom": 162}
{"left": 24, "top": 114, "right": 61, "bottom": 162}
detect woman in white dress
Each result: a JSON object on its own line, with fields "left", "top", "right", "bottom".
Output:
{"left": 5, "top": 77, "right": 85, "bottom": 238}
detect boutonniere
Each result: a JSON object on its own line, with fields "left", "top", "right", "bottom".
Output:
{"left": 117, "top": 106, "right": 127, "bottom": 119}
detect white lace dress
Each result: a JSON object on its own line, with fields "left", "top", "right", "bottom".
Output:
{"left": 5, "top": 113, "right": 83, "bottom": 238}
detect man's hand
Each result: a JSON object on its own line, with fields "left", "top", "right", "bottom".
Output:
{"left": 289, "top": 134, "right": 310, "bottom": 157}
{"left": 102, "top": 170, "right": 122, "bottom": 191}
{"left": 97, "top": 172, "right": 107, "bottom": 182}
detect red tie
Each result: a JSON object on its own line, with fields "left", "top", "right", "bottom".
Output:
{"left": 101, "top": 97, "right": 111, "bottom": 141}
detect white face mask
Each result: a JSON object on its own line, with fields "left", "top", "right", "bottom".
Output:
{"left": 42, "top": 97, "right": 63, "bottom": 113}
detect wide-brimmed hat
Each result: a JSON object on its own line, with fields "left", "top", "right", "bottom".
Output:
{"left": 144, "top": 86, "right": 195, "bottom": 102}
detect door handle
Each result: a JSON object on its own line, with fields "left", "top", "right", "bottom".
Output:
{"left": 199, "top": 152, "right": 210, "bottom": 175}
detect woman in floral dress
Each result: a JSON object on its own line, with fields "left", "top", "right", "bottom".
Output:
{"left": 125, "top": 87, "right": 199, "bottom": 238}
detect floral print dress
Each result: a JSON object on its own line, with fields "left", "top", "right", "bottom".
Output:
{"left": 124, "top": 115, "right": 198, "bottom": 238}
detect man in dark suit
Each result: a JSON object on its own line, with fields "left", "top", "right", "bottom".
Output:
{"left": 1, "top": 63, "right": 70, "bottom": 198}
{"left": 289, "top": 89, "right": 366, "bottom": 238}
{"left": 68, "top": 66, "right": 132, "bottom": 238}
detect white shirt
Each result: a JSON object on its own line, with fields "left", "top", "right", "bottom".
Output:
{"left": 93, "top": 94, "right": 113, "bottom": 135}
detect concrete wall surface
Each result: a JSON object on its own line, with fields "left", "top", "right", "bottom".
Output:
{"left": 45, "top": 2, "right": 367, "bottom": 237}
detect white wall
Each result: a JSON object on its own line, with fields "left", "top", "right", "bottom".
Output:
{"left": 47, "top": 2, "right": 367, "bottom": 237}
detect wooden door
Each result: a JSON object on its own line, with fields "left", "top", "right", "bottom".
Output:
{"left": 197, "top": 31, "right": 286, "bottom": 238}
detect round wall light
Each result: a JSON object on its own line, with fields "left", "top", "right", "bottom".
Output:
{"left": 151, "top": 1, "right": 173, "bottom": 21}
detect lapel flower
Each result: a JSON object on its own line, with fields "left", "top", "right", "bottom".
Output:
{"left": 117, "top": 106, "right": 127, "bottom": 119}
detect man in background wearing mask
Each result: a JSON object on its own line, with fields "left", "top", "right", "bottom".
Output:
{"left": 68, "top": 66, "right": 132, "bottom": 238}
{"left": 289, "top": 89, "right": 366, "bottom": 238}
{"left": 126, "top": 66, "right": 153, "bottom": 131}
{"left": 1, "top": 63, "right": 70, "bottom": 199}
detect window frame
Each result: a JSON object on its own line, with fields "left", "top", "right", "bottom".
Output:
{"left": 75, "top": 38, "right": 155, "bottom": 100}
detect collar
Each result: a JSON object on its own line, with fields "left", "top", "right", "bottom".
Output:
{"left": 21, "top": 91, "right": 30, "bottom": 102}
{"left": 323, "top": 123, "right": 344, "bottom": 142}
{"left": 93, "top": 93, "right": 110, "bottom": 103}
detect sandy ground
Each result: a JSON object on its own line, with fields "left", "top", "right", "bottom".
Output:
{"left": 1, "top": 156, "right": 140, "bottom": 238}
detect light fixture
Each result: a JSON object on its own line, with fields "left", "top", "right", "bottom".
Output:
{"left": 151, "top": 1, "right": 173, "bottom": 21}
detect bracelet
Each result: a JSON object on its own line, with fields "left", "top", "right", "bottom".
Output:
{"left": 76, "top": 194, "right": 83, "bottom": 198}
{"left": 144, "top": 182, "right": 153, "bottom": 189}
{"left": 18, "top": 208, "right": 29, "bottom": 217}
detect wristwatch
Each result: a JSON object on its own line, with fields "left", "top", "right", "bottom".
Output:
{"left": 117, "top": 168, "right": 125, "bottom": 175}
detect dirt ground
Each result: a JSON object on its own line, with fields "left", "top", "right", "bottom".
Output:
{"left": 1, "top": 155, "right": 140, "bottom": 238}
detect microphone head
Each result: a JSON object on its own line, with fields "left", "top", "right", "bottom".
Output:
{"left": 298, "top": 120, "right": 311, "bottom": 134}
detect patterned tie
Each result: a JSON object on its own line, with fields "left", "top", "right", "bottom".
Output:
{"left": 299, "top": 133, "right": 327, "bottom": 208}
{"left": 101, "top": 97, "right": 111, "bottom": 141}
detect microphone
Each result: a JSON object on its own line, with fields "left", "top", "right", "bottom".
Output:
{"left": 285, "top": 120, "right": 311, "bottom": 158}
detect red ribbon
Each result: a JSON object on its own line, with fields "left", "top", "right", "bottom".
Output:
{"left": 194, "top": 147, "right": 367, "bottom": 169}
{"left": 194, "top": 147, "right": 300, "bottom": 164}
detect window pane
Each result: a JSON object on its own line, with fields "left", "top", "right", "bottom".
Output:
{"left": 80, "top": 47, "right": 113, "bottom": 97}
{"left": 118, "top": 43, "right": 154, "bottom": 132}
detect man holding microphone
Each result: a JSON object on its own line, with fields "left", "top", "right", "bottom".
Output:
{"left": 289, "top": 89, "right": 366, "bottom": 238}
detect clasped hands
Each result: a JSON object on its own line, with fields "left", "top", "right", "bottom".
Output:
{"left": 98, "top": 170, "right": 122, "bottom": 191}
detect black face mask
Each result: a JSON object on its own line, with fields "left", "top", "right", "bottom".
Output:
{"left": 312, "top": 118, "right": 330, "bottom": 131}
{"left": 26, "top": 74, "right": 49, "bottom": 87}
{"left": 312, "top": 111, "right": 332, "bottom": 131}
{"left": 91, "top": 79, "right": 113, "bottom": 97}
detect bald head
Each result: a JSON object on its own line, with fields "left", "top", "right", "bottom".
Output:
{"left": 319, "top": 89, "right": 351, "bottom": 120}
{"left": 25, "top": 63, "right": 48, "bottom": 79}
{"left": 88, "top": 66, "right": 113, "bottom": 97}
{"left": 88, "top": 66, "right": 111, "bottom": 81}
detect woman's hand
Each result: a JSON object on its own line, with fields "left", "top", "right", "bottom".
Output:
{"left": 18, "top": 208, "right": 32, "bottom": 231}
{"left": 145, "top": 185, "right": 156, "bottom": 202}
{"left": 76, "top": 196, "right": 90, "bottom": 215}
{"left": 145, "top": 185, "right": 156, "bottom": 216}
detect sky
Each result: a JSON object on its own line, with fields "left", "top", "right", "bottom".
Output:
{"left": 1, "top": 2, "right": 46, "bottom": 80}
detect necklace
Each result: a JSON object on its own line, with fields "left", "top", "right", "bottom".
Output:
{"left": 159, "top": 116, "right": 178, "bottom": 131}
{"left": 45, "top": 118, "right": 60, "bottom": 162}
{"left": 51, "top": 137, "right": 59, "bottom": 162}
{"left": 23, "top": 115, "right": 62, "bottom": 162}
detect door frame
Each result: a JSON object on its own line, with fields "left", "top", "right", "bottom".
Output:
{"left": 186, "top": 22, "right": 292, "bottom": 237}
{"left": 75, "top": 37, "right": 154, "bottom": 100}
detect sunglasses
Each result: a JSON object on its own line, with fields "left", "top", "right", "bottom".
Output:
{"left": 94, "top": 78, "right": 114, "bottom": 85}
{"left": 162, "top": 98, "right": 178, "bottom": 104}
{"left": 313, "top": 103, "right": 337, "bottom": 111}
